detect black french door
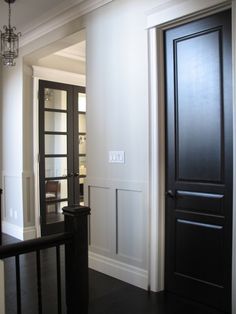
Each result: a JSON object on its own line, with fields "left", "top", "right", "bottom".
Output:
{"left": 164, "top": 10, "right": 232, "bottom": 312}
{"left": 39, "top": 80, "right": 86, "bottom": 235}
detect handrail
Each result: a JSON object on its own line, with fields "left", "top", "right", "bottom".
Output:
{"left": 0, "top": 204, "right": 90, "bottom": 314}
{"left": 0, "top": 232, "right": 73, "bottom": 259}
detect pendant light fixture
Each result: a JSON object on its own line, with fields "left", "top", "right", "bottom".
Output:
{"left": 0, "top": 0, "right": 21, "bottom": 66}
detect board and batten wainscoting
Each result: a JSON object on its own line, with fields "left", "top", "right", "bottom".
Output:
{"left": 1, "top": 171, "right": 36, "bottom": 240}
{"left": 85, "top": 178, "right": 148, "bottom": 289}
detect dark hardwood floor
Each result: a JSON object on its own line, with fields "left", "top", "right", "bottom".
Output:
{"left": 0, "top": 234, "right": 226, "bottom": 314}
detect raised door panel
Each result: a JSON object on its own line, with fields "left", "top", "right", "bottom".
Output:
{"left": 176, "top": 30, "right": 223, "bottom": 183}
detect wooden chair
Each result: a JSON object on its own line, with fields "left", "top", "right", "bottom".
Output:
{"left": 45, "top": 181, "right": 60, "bottom": 213}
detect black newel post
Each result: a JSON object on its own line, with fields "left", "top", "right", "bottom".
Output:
{"left": 63, "top": 205, "right": 91, "bottom": 314}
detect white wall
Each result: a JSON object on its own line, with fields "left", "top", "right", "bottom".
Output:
{"left": 1, "top": 61, "right": 36, "bottom": 239}
{"left": 86, "top": 0, "right": 149, "bottom": 181}
{"left": 1, "top": 60, "right": 24, "bottom": 237}
{"left": 84, "top": 0, "right": 156, "bottom": 289}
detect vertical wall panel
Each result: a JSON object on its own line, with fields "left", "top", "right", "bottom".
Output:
{"left": 3, "top": 175, "right": 23, "bottom": 226}
{"left": 116, "top": 189, "right": 146, "bottom": 267}
{"left": 89, "top": 186, "right": 111, "bottom": 254}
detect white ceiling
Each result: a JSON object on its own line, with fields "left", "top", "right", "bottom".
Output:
{"left": 0, "top": 0, "right": 85, "bottom": 34}
{"left": 0, "top": 0, "right": 87, "bottom": 61}
{"left": 54, "top": 41, "right": 86, "bottom": 62}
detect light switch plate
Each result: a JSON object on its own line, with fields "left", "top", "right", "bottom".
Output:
{"left": 109, "top": 151, "right": 125, "bottom": 163}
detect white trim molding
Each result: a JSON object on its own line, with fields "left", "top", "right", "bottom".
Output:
{"left": 20, "top": 0, "right": 114, "bottom": 47}
{"left": 89, "top": 252, "right": 148, "bottom": 290}
{"left": 23, "top": 226, "right": 37, "bottom": 240}
{"left": 2, "top": 221, "right": 36, "bottom": 240}
{"left": 146, "top": 0, "right": 231, "bottom": 29}
{"left": 148, "top": 27, "right": 165, "bottom": 293}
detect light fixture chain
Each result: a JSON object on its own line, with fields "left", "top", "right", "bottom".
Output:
{"left": 8, "top": 1, "right": 11, "bottom": 28}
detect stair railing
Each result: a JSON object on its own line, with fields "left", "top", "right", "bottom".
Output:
{"left": 0, "top": 204, "right": 90, "bottom": 314}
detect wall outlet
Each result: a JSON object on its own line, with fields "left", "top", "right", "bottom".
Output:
{"left": 109, "top": 151, "right": 125, "bottom": 163}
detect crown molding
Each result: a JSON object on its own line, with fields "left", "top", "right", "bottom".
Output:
{"left": 20, "top": 0, "right": 113, "bottom": 47}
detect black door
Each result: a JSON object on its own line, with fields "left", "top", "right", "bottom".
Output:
{"left": 39, "top": 80, "right": 86, "bottom": 235}
{"left": 164, "top": 10, "right": 232, "bottom": 312}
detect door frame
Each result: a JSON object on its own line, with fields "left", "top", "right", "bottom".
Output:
{"left": 147, "top": 0, "right": 236, "bottom": 311}
{"left": 32, "top": 66, "right": 85, "bottom": 237}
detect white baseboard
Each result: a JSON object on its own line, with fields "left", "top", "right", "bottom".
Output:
{"left": 23, "top": 226, "right": 37, "bottom": 240}
{"left": 2, "top": 221, "right": 23, "bottom": 240}
{"left": 89, "top": 252, "right": 148, "bottom": 290}
{"left": 2, "top": 221, "right": 36, "bottom": 240}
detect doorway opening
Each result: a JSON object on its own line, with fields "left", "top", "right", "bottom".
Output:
{"left": 24, "top": 29, "right": 87, "bottom": 236}
{"left": 38, "top": 80, "right": 86, "bottom": 235}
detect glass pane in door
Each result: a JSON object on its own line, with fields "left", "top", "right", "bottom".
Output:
{"left": 79, "top": 156, "right": 87, "bottom": 176}
{"left": 45, "top": 112, "right": 67, "bottom": 132}
{"left": 44, "top": 89, "right": 67, "bottom": 110}
{"left": 45, "top": 157, "right": 67, "bottom": 178}
{"left": 45, "top": 135, "right": 67, "bottom": 155}
{"left": 79, "top": 134, "right": 86, "bottom": 154}
{"left": 78, "top": 93, "right": 86, "bottom": 112}
{"left": 79, "top": 113, "right": 86, "bottom": 133}
{"left": 45, "top": 179, "right": 68, "bottom": 225}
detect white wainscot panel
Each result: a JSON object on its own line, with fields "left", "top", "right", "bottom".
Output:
{"left": 3, "top": 175, "right": 22, "bottom": 225}
{"left": 116, "top": 189, "right": 147, "bottom": 268}
{"left": 89, "top": 186, "right": 111, "bottom": 255}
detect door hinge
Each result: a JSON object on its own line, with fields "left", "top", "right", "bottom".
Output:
{"left": 38, "top": 153, "right": 40, "bottom": 163}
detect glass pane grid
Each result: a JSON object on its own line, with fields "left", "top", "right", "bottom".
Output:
{"left": 40, "top": 88, "right": 88, "bottom": 227}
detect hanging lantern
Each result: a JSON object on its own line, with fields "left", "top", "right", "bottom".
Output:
{"left": 0, "top": 0, "right": 21, "bottom": 66}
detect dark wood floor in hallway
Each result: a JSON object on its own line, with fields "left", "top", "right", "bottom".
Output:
{"left": 1, "top": 233, "right": 225, "bottom": 314}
